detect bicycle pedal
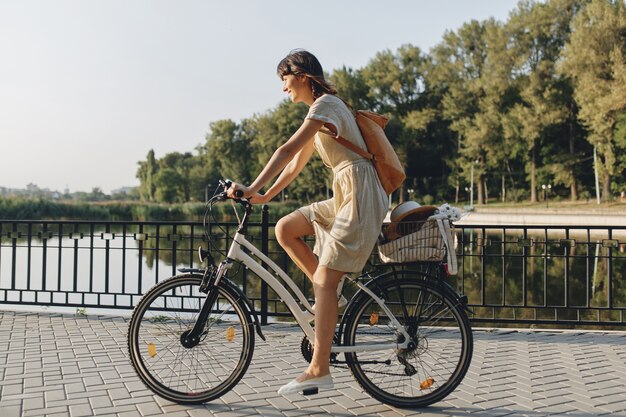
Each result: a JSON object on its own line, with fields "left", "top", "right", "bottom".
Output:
{"left": 302, "top": 388, "right": 319, "bottom": 395}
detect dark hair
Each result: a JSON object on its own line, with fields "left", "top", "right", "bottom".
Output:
{"left": 277, "top": 49, "right": 337, "bottom": 100}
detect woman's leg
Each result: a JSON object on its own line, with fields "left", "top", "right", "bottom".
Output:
{"left": 276, "top": 212, "right": 344, "bottom": 381}
{"left": 298, "top": 266, "right": 344, "bottom": 380}
{"left": 275, "top": 211, "right": 318, "bottom": 280}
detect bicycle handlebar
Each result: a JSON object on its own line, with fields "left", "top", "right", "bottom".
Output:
{"left": 215, "top": 179, "right": 246, "bottom": 202}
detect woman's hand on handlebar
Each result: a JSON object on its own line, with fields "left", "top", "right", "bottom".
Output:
{"left": 226, "top": 182, "right": 249, "bottom": 199}
{"left": 248, "top": 193, "right": 270, "bottom": 205}
{"left": 226, "top": 181, "right": 271, "bottom": 204}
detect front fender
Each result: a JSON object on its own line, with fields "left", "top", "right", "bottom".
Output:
{"left": 176, "top": 271, "right": 266, "bottom": 342}
{"left": 218, "top": 276, "right": 266, "bottom": 342}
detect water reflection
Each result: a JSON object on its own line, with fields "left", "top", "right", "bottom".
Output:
{"left": 456, "top": 226, "right": 626, "bottom": 324}
{"left": 0, "top": 222, "right": 312, "bottom": 311}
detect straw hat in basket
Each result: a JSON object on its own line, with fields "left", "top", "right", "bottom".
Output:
{"left": 384, "top": 201, "right": 438, "bottom": 241}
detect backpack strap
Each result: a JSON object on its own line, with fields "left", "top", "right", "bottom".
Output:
{"left": 318, "top": 128, "right": 375, "bottom": 161}
{"left": 316, "top": 95, "right": 377, "bottom": 160}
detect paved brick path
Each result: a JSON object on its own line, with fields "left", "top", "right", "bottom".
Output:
{"left": 1, "top": 310, "right": 626, "bottom": 417}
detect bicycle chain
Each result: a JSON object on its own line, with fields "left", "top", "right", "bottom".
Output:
{"left": 300, "top": 335, "right": 416, "bottom": 377}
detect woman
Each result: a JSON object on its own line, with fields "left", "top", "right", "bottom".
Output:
{"left": 227, "top": 49, "right": 388, "bottom": 395}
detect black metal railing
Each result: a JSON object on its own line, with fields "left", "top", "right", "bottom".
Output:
{"left": 1, "top": 214, "right": 625, "bottom": 327}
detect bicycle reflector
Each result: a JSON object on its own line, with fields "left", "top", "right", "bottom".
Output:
{"left": 369, "top": 311, "right": 379, "bottom": 326}
{"left": 147, "top": 343, "right": 157, "bottom": 358}
{"left": 420, "top": 377, "right": 434, "bottom": 390}
{"left": 226, "top": 326, "right": 235, "bottom": 342}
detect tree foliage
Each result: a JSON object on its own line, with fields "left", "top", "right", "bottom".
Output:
{"left": 136, "top": 0, "right": 625, "bottom": 205}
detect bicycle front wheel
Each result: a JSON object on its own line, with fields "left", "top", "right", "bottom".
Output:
{"left": 128, "top": 274, "right": 254, "bottom": 404}
{"left": 343, "top": 273, "right": 472, "bottom": 408}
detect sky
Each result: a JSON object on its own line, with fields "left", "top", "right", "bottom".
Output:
{"left": 0, "top": 0, "right": 521, "bottom": 194}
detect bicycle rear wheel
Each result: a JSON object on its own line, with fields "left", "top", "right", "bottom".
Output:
{"left": 343, "top": 272, "right": 472, "bottom": 408}
{"left": 128, "top": 274, "right": 254, "bottom": 404}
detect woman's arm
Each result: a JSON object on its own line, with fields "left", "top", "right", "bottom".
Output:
{"left": 229, "top": 118, "right": 323, "bottom": 198}
{"left": 261, "top": 137, "right": 315, "bottom": 201}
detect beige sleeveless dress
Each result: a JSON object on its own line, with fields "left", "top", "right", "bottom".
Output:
{"left": 298, "top": 94, "right": 389, "bottom": 273}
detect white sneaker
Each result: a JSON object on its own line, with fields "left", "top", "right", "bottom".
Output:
{"left": 278, "top": 374, "right": 334, "bottom": 395}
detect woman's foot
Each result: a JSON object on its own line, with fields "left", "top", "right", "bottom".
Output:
{"left": 277, "top": 373, "right": 334, "bottom": 395}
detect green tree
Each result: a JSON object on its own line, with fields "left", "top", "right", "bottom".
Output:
{"left": 204, "top": 119, "right": 253, "bottom": 185}
{"left": 432, "top": 19, "right": 511, "bottom": 205}
{"left": 560, "top": 0, "right": 626, "bottom": 200}
{"left": 136, "top": 149, "right": 158, "bottom": 202}
{"left": 152, "top": 152, "right": 194, "bottom": 203}
{"left": 330, "top": 66, "right": 373, "bottom": 110}
{"left": 361, "top": 45, "right": 435, "bottom": 201}
{"left": 504, "top": 0, "right": 583, "bottom": 202}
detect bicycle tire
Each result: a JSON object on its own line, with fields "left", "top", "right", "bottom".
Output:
{"left": 343, "top": 271, "right": 472, "bottom": 408}
{"left": 128, "top": 274, "right": 254, "bottom": 404}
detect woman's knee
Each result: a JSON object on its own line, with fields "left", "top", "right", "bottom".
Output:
{"left": 313, "top": 266, "right": 344, "bottom": 290}
{"left": 274, "top": 216, "right": 291, "bottom": 247}
{"left": 275, "top": 212, "right": 312, "bottom": 247}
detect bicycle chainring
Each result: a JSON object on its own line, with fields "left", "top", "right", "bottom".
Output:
{"left": 300, "top": 334, "right": 340, "bottom": 364}
{"left": 300, "top": 336, "right": 314, "bottom": 363}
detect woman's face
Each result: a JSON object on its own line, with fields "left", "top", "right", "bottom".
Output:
{"left": 282, "top": 74, "right": 312, "bottom": 104}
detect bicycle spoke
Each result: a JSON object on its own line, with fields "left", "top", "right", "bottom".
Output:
{"left": 128, "top": 275, "right": 254, "bottom": 404}
{"left": 344, "top": 274, "right": 472, "bottom": 408}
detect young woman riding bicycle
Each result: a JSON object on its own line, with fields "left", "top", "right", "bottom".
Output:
{"left": 227, "top": 49, "right": 388, "bottom": 395}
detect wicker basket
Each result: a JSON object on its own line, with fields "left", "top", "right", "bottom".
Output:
{"left": 378, "top": 219, "right": 447, "bottom": 264}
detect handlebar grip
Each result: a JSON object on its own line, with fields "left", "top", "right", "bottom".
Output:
{"left": 234, "top": 189, "right": 244, "bottom": 198}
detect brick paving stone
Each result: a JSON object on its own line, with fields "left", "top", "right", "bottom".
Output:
{"left": 0, "top": 406, "right": 22, "bottom": 417}
{"left": 290, "top": 396, "right": 336, "bottom": 408}
{"left": 4, "top": 311, "right": 626, "bottom": 417}
{"left": 535, "top": 402, "right": 579, "bottom": 415}
{"left": 108, "top": 386, "right": 132, "bottom": 400}
{"left": 69, "top": 403, "right": 95, "bottom": 417}
{"left": 598, "top": 401, "right": 626, "bottom": 413}
{"left": 281, "top": 409, "right": 327, "bottom": 417}
{"left": 135, "top": 401, "right": 163, "bottom": 416}
{"left": 115, "top": 396, "right": 164, "bottom": 407}
{"left": 117, "top": 411, "right": 142, "bottom": 417}
{"left": 164, "top": 412, "right": 196, "bottom": 417}
{"left": 347, "top": 404, "right": 394, "bottom": 415}
{"left": 64, "top": 381, "right": 86, "bottom": 394}
{"left": 266, "top": 396, "right": 298, "bottom": 410}
{"left": 91, "top": 404, "right": 138, "bottom": 415}
{"left": 212, "top": 407, "right": 260, "bottom": 417}
{"left": 125, "top": 380, "right": 148, "bottom": 394}
{"left": 219, "top": 389, "right": 246, "bottom": 404}
{"left": 1, "top": 383, "right": 24, "bottom": 395}
{"left": 188, "top": 408, "right": 221, "bottom": 417}
{"left": 45, "top": 389, "right": 67, "bottom": 403}
{"left": 24, "top": 406, "right": 69, "bottom": 417}
{"left": 89, "top": 395, "right": 114, "bottom": 409}
{"left": 45, "top": 398, "right": 91, "bottom": 409}
{"left": 473, "top": 397, "right": 517, "bottom": 409}
{"left": 22, "top": 396, "right": 44, "bottom": 411}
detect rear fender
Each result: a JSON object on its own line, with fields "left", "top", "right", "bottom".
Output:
{"left": 338, "top": 269, "right": 468, "bottom": 340}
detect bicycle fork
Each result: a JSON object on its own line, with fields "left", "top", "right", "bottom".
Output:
{"left": 180, "top": 260, "right": 233, "bottom": 349}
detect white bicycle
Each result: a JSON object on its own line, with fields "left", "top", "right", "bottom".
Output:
{"left": 127, "top": 180, "right": 473, "bottom": 408}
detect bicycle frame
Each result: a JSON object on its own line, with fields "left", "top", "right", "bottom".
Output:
{"left": 214, "top": 230, "right": 412, "bottom": 353}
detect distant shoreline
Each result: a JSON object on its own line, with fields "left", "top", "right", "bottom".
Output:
{"left": 458, "top": 206, "right": 626, "bottom": 227}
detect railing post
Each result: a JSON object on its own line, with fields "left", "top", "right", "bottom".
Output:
{"left": 260, "top": 205, "right": 269, "bottom": 325}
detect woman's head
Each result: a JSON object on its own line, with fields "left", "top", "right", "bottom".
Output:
{"left": 277, "top": 49, "right": 337, "bottom": 101}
